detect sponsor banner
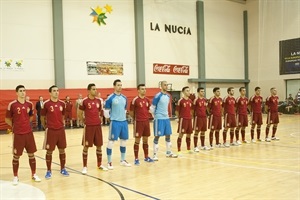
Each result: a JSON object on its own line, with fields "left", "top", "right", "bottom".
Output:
{"left": 153, "top": 63, "right": 189, "bottom": 75}
{"left": 87, "top": 61, "right": 123, "bottom": 75}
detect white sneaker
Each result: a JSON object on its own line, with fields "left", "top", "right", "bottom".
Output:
{"left": 194, "top": 147, "right": 200, "bottom": 152}
{"left": 81, "top": 167, "right": 88, "bottom": 174}
{"left": 265, "top": 138, "right": 271, "bottom": 142}
{"left": 32, "top": 174, "right": 41, "bottom": 182}
{"left": 236, "top": 140, "right": 242, "bottom": 145}
{"left": 99, "top": 165, "right": 108, "bottom": 171}
{"left": 166, "top": 152, "right": 178, "bottom": 158}
{"left": 243, "top": 140, "right": 250, "bottom": 144}
{"left": 12, "top": 176, "right": 19, "bottom": 186}
{"left": 230, "top": 142, "right": 239, "bottom": 146}
{"left": 200, "top": 146, "right": 210, "bottom": 150}
{"left": 120, "top": 160, "right": 131, "bottom": 167}
{"left": 215, "top": 144, "right": 222, "bottom": 148}
{"left": 223, "top": 143, "right": 230, "bottom": 147}
{"left": 271, "top": 137, "right": 280, "bottom": 141}
{"left": 257, "top": 138, "right": 264, "bottom": 142}
{"left": 107, "top": 162, "right": 114, "bottom": 170}
{"left": 153, "top": 155, "right": 159, "bottom": 161}
{"left": 251, "top": 139, "right": 256, "bottom": 143}
{"left": 209, "top": 145, "right": 214, "bottom": 150}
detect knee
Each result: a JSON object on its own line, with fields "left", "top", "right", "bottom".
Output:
{"left": 107, "top": 140, "right": 114, "bottom": 149}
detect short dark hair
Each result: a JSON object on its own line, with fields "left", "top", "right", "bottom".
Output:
{"left": 137, "top": 83, "right": 145, "bottom": 90}
{"left": 49, "top": 85, "right": 58, "bottom": 92}
{"left": 255, "top": 87, "right": 260, "bottom": 91}
{"left": 213, "top": 87, "right": 220, "bottom": 93}
{"left": 182, "top": 86, "right": 189, "bottom": 92}
{"left": 87, "top": 83, "right": 95, "bottom": 90}
{"left": 113, "top": 79, "right": 121, "bottom": 86}
{"left": 197, "top": 87, "right": 204, "bottom": 93}
{"left": 239, "top": 87, "right": 246, "bottom": 92}
{"left": 270, "top": 87, "right": 275, "bottom": 91}
{"left": 16, "top": 85, "right": 25, "bottom": 92}
{"left": 227, "top": 87, "right": 234, "bottom": 93}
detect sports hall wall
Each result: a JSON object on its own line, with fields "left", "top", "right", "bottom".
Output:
{"left": 0, "top": 1, "right": 299, "bottom": 112}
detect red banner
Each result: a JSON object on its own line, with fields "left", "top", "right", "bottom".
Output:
{"left": 153, "top": 63, "right": 189, "bottom": 75}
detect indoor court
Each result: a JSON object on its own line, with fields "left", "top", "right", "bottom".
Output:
{"left": 0, "top": 114, "right": 299, "bottom": 200}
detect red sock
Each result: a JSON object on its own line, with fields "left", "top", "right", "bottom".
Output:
{"left": 222, "top": 130, "right": 227, "bottom": 143}
{"left": 241, "top": 129, "right": 245, "bottom": 141}
{"left": 59, "top": 152, "right": 66, "bottom": 169}
{"left": 215, "top": 131, "right": 220, "bottom": 144}
{"left": 251, "top": 126, "right": 254, "bottom": 139}
{"left": 257, "top": 126, "right": 261, "bottom": 139}
{"left": 46, "top": 152, "right": 52, "bottom": 171}
{"left": 82, "top": 149, "right": 88, "bottom": 167}
{"left": 96, "top": 150, "right": 102, "bottom": 167}
{"left": 209, "top": 131, "right": 213, "bottom": 145}
{"left": 186, "top": 137, "right": 191, "bottom": 150}
{"left": 272, "top": 127, "right": 277, "bottom": 137}
{"left": 230, "top": 129, "right": 234, "bottom": 143}
{"left": 200, "top": 135, "right": 205, "bottom": 147}
{"left": 177, "top": 137, "right": 182, "bottom": 151}
{"left": 134, "top": 143, "right": 139, "bottom": 159}
{"left": 12, "top": 156, "right": 19, "bottom": 177}
{"left": 142, "top": 143, "right": 149, "bottom": 158}
{"left": 193, "top": 135, "right": 198, "bottom": 148}
{"left": 235, "top": 129, "right": 239, "bottom": 141}
{"left": 29, "top": 155, "right": 36, "bottom": 175}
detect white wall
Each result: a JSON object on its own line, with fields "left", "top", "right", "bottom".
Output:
{"left": 143, "top": 0, "right": 198, "bottom": 91}
{"left": 62, "top": 0, "right": 136, "bottom": 88}
{"left": 248, "top": 0, "right": 300, "bottom": 100}
{"left": 204, "top": 0, "right": 246, "bottom": 79}
{"left": 0, "top": 0, "right": 54, "bottom": 89}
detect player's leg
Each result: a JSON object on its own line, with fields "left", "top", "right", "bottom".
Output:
{"left": 177, "top": 133, "right": 183, "bottom": 153}
{"left": 96, "top": 146, "right": 108, "bottom": 170}
{"left": 165, "top": 135, "right": 178, "bottom": 158}
{"left": 271, "top": 123, "right": 279, "bottom": 140}
{"left": 193, "top": 131, "right": 200, "bottom": 152}
{"left": 153, "top": 136, "right": 160, "bottom": 161}
{"left": 143, "top": 136, "right": 153, "bottom": 162}
{"left": 106, "top": 140, "right": 115, "bottom": 169}
{"left": 58, "top": 148, "right": 70, "bottom": 175}
{"left": 25, "top": 132, "right": 40, "bottom": 182}
{"left": 134, "top": 137, "right": 141, "bottom": 165}
{"left": 45, "top": 150, "right": 53, "bottom": 179}
{"left": 186, "top": 133, "right": 191, "bottom": 152}
{"left": 119, "top": 121, "right": 131, "bottom": 167}
{"left": 12, "top": 154, "right": 20, "bottom": 185}
{"left": 235, "top": 126, "right": 241, "bottom": 144}
{"left": 222, "top": 114, "right": 229, "bottom": 145}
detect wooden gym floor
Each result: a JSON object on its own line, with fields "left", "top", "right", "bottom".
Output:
{"left": 0, "top": 114, "right": 299, "bottom": 200}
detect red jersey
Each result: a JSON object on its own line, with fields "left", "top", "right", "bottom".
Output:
{"left": 176, "top": 98, "right": 193, "bottom": 119}
{"left": 130, "top": 96, "right": 150, "bottom": 121}
{"left": 236, "top": 96, "right": 248, "bottom": 115}
{"left": 6, "top": 100, "right": 33, "bottom": 135}
{"left": 266, "top": 95, "right": 279, "bottom": 113}
{"left": 41, "top": 99, "right": 65, "bottom": 129}
{"left": 65, "top": 101, "right": 73, "bottom": 112}
{"left": 249, "top": 95, "right": 263, "bottom": 113}
{"left": 79, "top": 97, "right": 102, "bottom": 126}
{"left": 193, "top": 97, "right": 207, "bottom": 117}
{"left": 208, "top": 97, "right": 222, "bottom": 117}
{"left": 223, "top": 96, "right": 236, "bottom": 115}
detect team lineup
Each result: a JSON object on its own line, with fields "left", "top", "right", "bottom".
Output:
{"left": 4, "top": 80, "right": 280, "bottom": 186}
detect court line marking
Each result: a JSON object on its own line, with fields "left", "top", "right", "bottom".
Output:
{"left": 33, "top": 154, "right": 160, "bottom": 200}
{"left": 33, "top": 154, "right": 125, "bottom": 200}
{"left": 180, "top": 156, "right": 300, "bottom": 174}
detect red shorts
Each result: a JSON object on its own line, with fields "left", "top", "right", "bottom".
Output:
{"left": 251, "top": 113, "right": 263, "bottom": 125}
{"left": 208, "top": 115, "right": 222, "bottom": 130}
{"left": 82, "top": 125, "right": 103, "bottom": 147}
{"left": 224, "top": 113, "right": 236, "bottom": 128}
{"left": 65, "top": 111, "right": 72, "bottom": 119}
{"left": 177, "top": 118, "right": 193, "bottom": 134}
{"left": 43, "top": 128, "right": 67, "bottom": 151}
{"left": 133, "top": 120, "right": 150, "bottom": 138}
{"left": 13, "top": 132, "right": 37, "bottom": 156}
{"left": 236, "top": 114, "right": 248, "bottom": 127}
{"left": 266, "top": 112, "right": 279, "bottom": 124}
{"left": 193, "top": 116, "right": 207, "bottom": 132}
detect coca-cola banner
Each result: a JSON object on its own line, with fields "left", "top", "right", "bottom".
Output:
{"left": 153, "top": 63, "right": 189, "bottom": 75}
